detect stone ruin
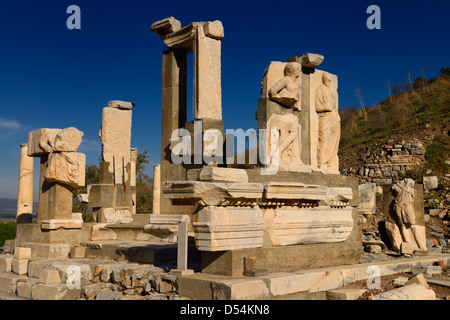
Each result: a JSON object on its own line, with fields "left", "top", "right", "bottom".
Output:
{"left": 6, "top": 17, "right": 444, "bottom": 301}
{"left": 11, "top": 16, "right": 361, "bottom": 273}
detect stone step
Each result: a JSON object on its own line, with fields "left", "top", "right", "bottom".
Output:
{"left": 178, "top": 254, "right": 450, "bottom": 300}
{"left": 81, "top": 240, "right": 200, "bottom": 268}
{"left": 0, "top": 292, "right": 28, "bottom": 300}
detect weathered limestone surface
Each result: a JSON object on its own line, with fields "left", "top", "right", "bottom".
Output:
{"left": 358, "top": 183, "right": 376, "bottom": 215}
{"left": 163, "top": 181, "right": 263, "bottom": 206}
{"left": 194, "top": 23, "right": 222, "bottom": 120}
{"left": 264, "top": 207, "right": 354, "bottom": 246}
{"left": 315, "top": 73, "right": 340, "bottom": 174}
{"left": 108, "top": 100, "right": 135, "bottom": 110}
{"left": 130, "top": 148, "right": 137, "bottom": 214}
{"left": 383, "top": 180, "right": 427, "bottom": 252}
{"left": 27, "top": 127, "right": 85, "bottom": 225}
{"left": 144, "top": 214, "right": 189, "bottom": 243}
{"left": 0, "top": 255, "right": 13, "bottom": 273}
{"left": 198, "top": 167, "right": 248, "bottom": 183}
{"left": 52, "top": 127, "right": 83, "bottom": 152}
{"left": 100, "top": 106, "right": 132, "bottom": 184}
{"left": 27, "top": 128, "right": 62, "bottom": 157}
{"left": 194, "top": 206, "right": 265, "bottom": 251}
{"left": 423, "top": 176, "right": 438, "bottom": 190}
{"left": 153, "top": 164, "right": 161, "bottom": 214}
{"left": 369, "top": 283, "right": 436, "bottom": 300}
{"left": 16, "top": 144, "right": 34, "bottom": 223}
{"left": 45, "top": 152, "right": 85, "bottom": 188}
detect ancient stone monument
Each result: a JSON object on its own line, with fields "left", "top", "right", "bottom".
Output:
{"left": 153, "top": 18, "right": 361, "bottom": 276}
{"left": 12, "top": 17, "right": 361, "bottom": 279}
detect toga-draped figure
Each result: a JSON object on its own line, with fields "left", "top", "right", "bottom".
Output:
{"left": 386, "top": 178, "right": 427, "bottom": 252}
{"left": 315, "top": 73, "right": 340, "bottom": 174}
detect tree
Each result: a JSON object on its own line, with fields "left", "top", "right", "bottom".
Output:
{"left": 440, "top": 67, "right": 450, "bottom": 76}
{"left": 135, "top": 150, "right": 153, "bottom": 213}
{"left": 386, "top": 82, "right": 393, "bottom": 104}
{"left": 355, "top": 88, "right": 368, "bottom": 120}
{"left": 72, "top": 150, "right": 154, "bottom": 219}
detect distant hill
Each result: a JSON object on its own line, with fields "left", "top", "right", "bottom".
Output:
{"left": 0, "top": 198, "right": 38, "bottom": 217}
{"left": 339, "top": 69, "right": 450, "bottom": 181}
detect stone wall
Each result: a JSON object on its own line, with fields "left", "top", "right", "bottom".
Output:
{"left": 342, "top": 138, "right": 425, "bottom": 185}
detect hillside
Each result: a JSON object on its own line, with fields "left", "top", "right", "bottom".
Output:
{"left": 339, "top": 69, "right": 450, "bottom": 184}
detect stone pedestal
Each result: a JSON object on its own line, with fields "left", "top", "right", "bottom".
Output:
{"left": 88, "top": 162, "right": 135, "bottom": 223}
{"left": 16, "top": 144, "right": 34, "bottom": 223}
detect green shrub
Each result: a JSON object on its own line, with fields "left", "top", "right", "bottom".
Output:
{"left": 0, "top": 223, "right": 16, "bottom": 247}
{"left": 425, "top": 134, "right": 450, "bottom": 176}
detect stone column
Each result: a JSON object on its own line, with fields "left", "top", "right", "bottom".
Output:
{"left": 130, "top": 148, "right": 137, "bottom": 214}
{"left": 152, "top": 165, "right": 161, "bottom": 214}
{"left": 16, "top": 144, "right": 34, "bottom": 223}
{"left": 160, "top": 49, "right": 187, "bottom": 214}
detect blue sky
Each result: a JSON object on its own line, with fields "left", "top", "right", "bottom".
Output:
{"left": 0, "top": 0, "right": 449, "bottom": 199}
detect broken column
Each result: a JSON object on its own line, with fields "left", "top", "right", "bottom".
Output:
{"left": 152, "top": 164, "right": 161, "bottom": 214}
{"left": 130, "top": 148, "right": 137, "bottom": 214}
{"left": 27, "top": 127, "right": 85, "bottom": 229}
{"left": 88, "top": 100, "right": 136, "bottom": 223}
{"left": 16, "top": 143, "right": 34, "bottom": 223}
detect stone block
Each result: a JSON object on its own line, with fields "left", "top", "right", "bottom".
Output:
{"left": 401, "top": 242, "right": 413, "bottom": 255}
{"left": 0, "top": 255, "right": 13, "bottom": 272}
{"left": 392, "top": 276, "right": 409, "bottom": 287}
{"left": 27, "top": 128, "right": 61, "bottom": 157}
{"left": 39, "top": 268, "right": 62, "bottom": 284}
{"left": 108, "top": 100, "right": 135, "bottom": 110}
{"left": 193, "top": 206, "right": 265, "bottom": 251}
{"left": 52, "top": 127, "right": 83, "bottom": 152}
{"left": 264, "top": 207, "right": 354, "bottom": 246}
{"left": 31, "top": 283, "right": 68, "bottom": 300}
{"left": 426, "top": 265, "right": 442, "bottom": 275}
{"left": 0, "top": 272, "right": 27, "bottom": 294}
{"left": 358, "top": 183, "right": 376, "bottom": 215}
{"left": 41, "top": 218, "right": 83, "bottom": 230}
{"left": 70, "top": 246, "right": 86, "bottom": 259}
{"left": 211, "top": 279, "right": 270, "bottom": 300}
{"left": 14, "top": 247, "right": 31, "bottom": 260}
{"left": 261, "top": 271, "right": 326, "bottom": 296}
{"left": 309, "top": 270, "right": 345, "bottom": 293}
{"left": 95, "top": 291, "right": 123, "bottom": 300}
{"left": 406, "top": 273, "right": 429, "bottom": 289}
{"left": 202, "top": 20, "right": 224, "bottom": 40}
{"left": 423, "top": 176, "right": 438, "bottom": 190}
{"left": 369, "top": 283, "right": 435, "bottom": 300}
{"left": 16, "top": 278, "right": 38, "bottom": 299}
{"left": 326, "top": 288, "right": 366, "bottom": 300}
{"left": 25, "top": 243, "right": 70, "bottom": 259}
{"left": 100, "top": 107, "right": 132, "bottom": 184}
{"left": 45, "top": 152, "right": 85, "bottom": 188}
{"left": 11, "top": 259, "right": 28, "bottom": 275}
{"left": 198, "top": 167, "right": 248, "bottom": 183}
{"left": 27, "top": 260, "right": 92, "bottom": 282}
